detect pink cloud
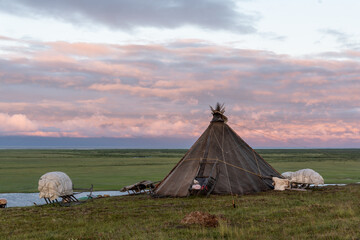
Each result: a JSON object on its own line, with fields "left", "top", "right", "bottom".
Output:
{"left": 0, "top": 113, "right": 38, "bottom": 133}
{"left": 33, "top": 53, "right": 76, "bottom": 65}
{"left": 48, "top": 41, "right": 112, "bottom": 57}
{"left": 0, "top": 35, "right": 14, "bottom": 41}
{"left": 252, "top": 90, "right": 273, "bottom": 96}
{"left": 33, "top": 114, "right": 204, "bottom": 138}
{"left": 1, "top": 36, "right": 360, "bottom": 147}
{"left": 77, "top": 97, "right": 108, "bottom": 105}
{"left": 89, "top": 78, "right": 229, "bottom": 101}
{"left": 297, "top": 76, "right": 329, "bottom": 86}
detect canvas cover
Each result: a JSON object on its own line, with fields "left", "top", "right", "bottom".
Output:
{"left": 281, "top": 172, "right": 293, "bottom": 179}
{"left": 38, "top": 172, "right": 73, "bottom": 200}
{"left": 282, "top": 169, "right": 324, "bottom": 186}
{"left": 154, "top": 106, "right": 282, "bottom": 197}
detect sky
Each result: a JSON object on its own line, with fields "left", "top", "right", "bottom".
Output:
{"left": 0, "top": 0, "right": 360, "bottom": 148}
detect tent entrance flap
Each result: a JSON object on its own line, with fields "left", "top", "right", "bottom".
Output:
{"left": 189, "top": 161, "right": 219, "bottom": 196}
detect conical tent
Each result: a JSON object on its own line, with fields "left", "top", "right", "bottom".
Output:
{"left": 154, "top": 103, "right": 282, "bottom": 197}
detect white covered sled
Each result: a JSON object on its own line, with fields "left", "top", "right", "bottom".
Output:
{"left": 273, "top": 169, "right": 324, "bottom": 191}
{"left": 283, "top": 169, "right": 324, "bottom": 187}
{"left": 38, "top": 171, "right": 77, "bottom": 203}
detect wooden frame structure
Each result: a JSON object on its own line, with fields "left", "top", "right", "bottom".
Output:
{"left": 43, "top": 184, "right": 93, "bottom": 206}
{"left": 121, "top": 180, "right": 158, "bottom": 195}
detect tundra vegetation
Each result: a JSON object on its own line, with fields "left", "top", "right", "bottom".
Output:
{"left": 0, "top": 185, "right": 359, "bottom": 239}
{"left": 0, "top": 149, "right": 359, "bottom": 193}
{"left": 0, "top": 149, "right": 359, "bottom": 239}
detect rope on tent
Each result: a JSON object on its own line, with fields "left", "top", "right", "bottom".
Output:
{"left": 210, "top": 125, "right": 236, "bottom": 208}
{"left": 226, "top": 123, "right": 282, "bottom": 176}
{"left": 216, "top": 159, "right": 266, "bottom": 178}
{"left": 253, "top": 149, "right": 262, "bottom": 177}
{"left": 182, "top": 158, "right": 263, "bottom": 178}
{"left": 222, "top": 124, "right": 236, "bottom": 208}
{"left": 154, "top": 125, "right": 212, "bottom": 195}
{"left": 182, "top": 158, "right": 266, "bottom": 179}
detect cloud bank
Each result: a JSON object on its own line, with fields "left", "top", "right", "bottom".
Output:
{"left": 0, "top": 0, "right": 256, "bottom": 33}
{"left": 1, "top": 36, "right": 360, "bottom": 147}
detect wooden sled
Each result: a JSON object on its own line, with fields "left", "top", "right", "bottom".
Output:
{"left": 121, "top": 180, "right": 158, "bottom": 195}
{"left": 44, "top": 184, "right": 93, "bottom": 206}
{"left": 73, "top": 184, "right": 94, "bottom": 198}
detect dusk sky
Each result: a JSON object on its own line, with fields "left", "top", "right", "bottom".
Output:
{"left": 1, "top": 0, "right": 360, "bottom": 148}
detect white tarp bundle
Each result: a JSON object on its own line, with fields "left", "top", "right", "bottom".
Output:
{"left": 281, "top": 172, "right": 293, "bottom": 179}
{"left": 272, "top": 177, "right": 290, "bottom": 191}
{"left": 38, "top": 172, "right": 73, "bottom": 200}
{"left": 282, "top": 169, "right": 324, "bottom": 186}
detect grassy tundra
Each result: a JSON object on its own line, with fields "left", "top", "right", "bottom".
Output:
{"left": 0, "top": 149, "right": 359, "bottom": 239}
{"left": 0, "top": 185, "right": 359, "bottom": 239}
{"left": 0, "top": 149, "right": 359, "bottom": 193}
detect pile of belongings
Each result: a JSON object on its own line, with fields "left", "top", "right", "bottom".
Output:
{"left": 0, "top": 198, "right": 7, "bottom": 208}
{"left": 191, "top": 179, "right": 201, "bottom": 190}
{"left": 272, "top": 169, "right": 324, "bottom": 191}
{"left": 38, "top": 171, "right": 74, "bottom": 201}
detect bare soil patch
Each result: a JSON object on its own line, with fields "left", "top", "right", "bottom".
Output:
{"left": 181, "top": 211, "right": 220, "bottom": 227}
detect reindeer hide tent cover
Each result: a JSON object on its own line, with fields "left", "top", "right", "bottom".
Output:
{"left": 154, "top": 103, "right": 282, "bottom": 197}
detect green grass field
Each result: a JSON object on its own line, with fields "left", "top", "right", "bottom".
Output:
{"left": 1, "top": 149, "right": 359, "bottom": 239}
{"left": 0, "top": 149, "right": 359, "bottom": 193}
{"left": 1, "top": 184, "right": 359, "bottom": 239}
